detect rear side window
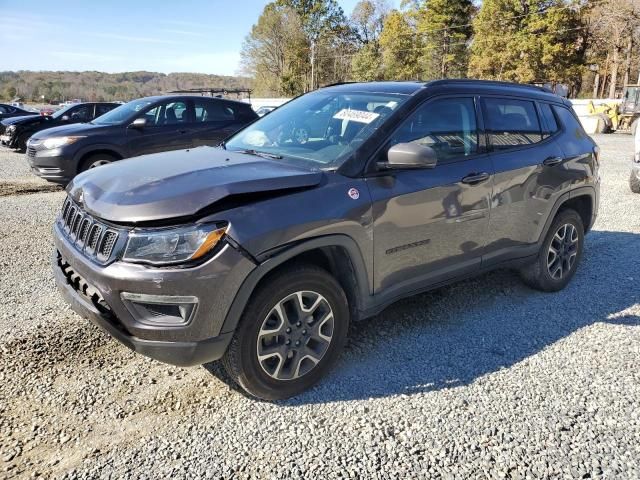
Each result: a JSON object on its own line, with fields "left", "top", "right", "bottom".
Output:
{"left": 194, "top": 100, "right": 236, "bottom": 123}
{"left": 539, "top": 103, "right": 559, "bottom": 138}
{"left": 553, "top": 105, "right": 587, "bottom": 139}
{"left": 389, "top": 97, "right": 479, "bottom": 163}
{"left": 484, "top": 98, "right": 542, "bottom": 149}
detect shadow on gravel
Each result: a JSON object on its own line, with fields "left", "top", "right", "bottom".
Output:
{"left": 286, "top": 230, "right": 640, "bottom": 405}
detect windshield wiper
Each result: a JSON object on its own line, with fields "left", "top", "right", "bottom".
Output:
{"left": 235, "top": 149, "right": 283, "bottom": 160}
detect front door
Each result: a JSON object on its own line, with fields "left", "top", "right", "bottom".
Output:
{"left": 126, "top": 99, "right": 193, "bottom": 157}
{"left": 367, "top": 96, "right": 493, "bottom": 298}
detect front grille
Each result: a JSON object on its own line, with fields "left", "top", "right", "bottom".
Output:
{"left": 58, "top": 196, "right": 123, "bottom": 263}
{"left": 57, "top": 253, "right": 112, "bottom": 315}
{"left": 27, "top": 146, "right": 37, "bottom": 157}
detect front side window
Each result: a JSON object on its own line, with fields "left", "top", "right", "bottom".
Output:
{"left": 224, "top": 90, "right": 408, "bottom": 168}
{"left": 142, "top": 101, "right": 188, "bottom": 126}
{"left": 388, "top": 97, "right": 479, "bottom": 163}
{"left": 69, "top": 105, "right": 92, "bottom": 122}
{"left": 484, "top": 97, "right": 542, "bottom": 149}
{"left": 194, "top": 100, "right": 235, "bottom": 123}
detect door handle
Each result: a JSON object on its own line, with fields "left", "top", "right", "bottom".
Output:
{"left": 461, "top": 172, "right": 490, "bottom": 185}
{"left": 178, "top": 129, "right": 190, "bottom": 134}
{"left": 543, "top": 156, "right": 563, "bottom": 166}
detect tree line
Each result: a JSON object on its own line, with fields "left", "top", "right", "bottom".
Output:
{"left": 242, "top": 0, "right": 640, "bottom": 99}
{"left": 0, "top": 71, "right": 249, "bottom": 103}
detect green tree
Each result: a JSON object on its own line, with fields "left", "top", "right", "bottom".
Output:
{"left": 240, "top": 3, "right": 308, "bottom": 95}
{"left": 379, "top": 10, "right": 422, "bottom": 80}
{"left": 416, "top": 0, "right": 474, "bottom": 79}
{"left": 350, "top": 0, "right": 390, "bottom": 81}
{"left": 469, "top": 0, "right": 586, "bottom": 89}
{"left": 4, "top": 85, "right": 17, "bottom": 100}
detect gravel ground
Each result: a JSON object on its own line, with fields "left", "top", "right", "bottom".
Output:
{"left": 1, "top": 136, "right": 639, "bottom": 479}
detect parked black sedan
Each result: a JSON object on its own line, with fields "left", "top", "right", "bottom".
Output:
{"left": 1, "top": 102, "right": 118, "bottom": 151}
{"left": 26, "top": 95, "right": 258, "bottom": 184}
{"left": 0, "top": 103, "right": 38, "bottom": 121}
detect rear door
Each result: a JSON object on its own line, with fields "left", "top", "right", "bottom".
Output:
{"left": 126, "top": 99, "right": 193, "bottom": 156}
{"left": 189, "top": 99, "right": 249, "bottom": 147}
{"left": 482, "top": 96, "right": 566, "bottom": 264}
{"left": 367, "top": 95, "right": 493, "bottom": 296}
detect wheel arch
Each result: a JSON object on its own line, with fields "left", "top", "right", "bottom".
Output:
{"left": 220, "top": 235, "right": 371, "bottom": 335}
{"left": 76, "top": 148, "right": 124, "bottom": 174}
{"left": 538, "top": 187, "right": 596, "bottom": 246}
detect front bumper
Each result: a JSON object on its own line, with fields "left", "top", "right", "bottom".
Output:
{"left": 26, "top": 146, "right": 76, "bottom": 184}
{"left": 52, "top": 221, "right": 256, "bottom": 366}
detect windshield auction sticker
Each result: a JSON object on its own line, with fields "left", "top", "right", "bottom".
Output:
{"left": 333, "top": 109, "right": 380, "bottom": 124}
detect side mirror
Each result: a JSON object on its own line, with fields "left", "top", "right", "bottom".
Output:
{"left": 61, "top": 115, "right": 70, "bottom": 121}
{"left": 129, "top": 118, "right": 147, "bottom": 129}
{"left": 381, "top": 142, "right": 438, "bottom": 170}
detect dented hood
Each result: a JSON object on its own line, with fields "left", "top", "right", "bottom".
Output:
{"left": 67, "top": 146, "right": 323, "bottom": 223}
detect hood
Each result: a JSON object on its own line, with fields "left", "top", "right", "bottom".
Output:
{"left": 1, "top": 114, "right": 37, "bottom": 126}
{"left": 68, "top": 146, "right": 324, "bottom": 223}
{"left": 30, "top": 122, "right": 109, "bottom": 141}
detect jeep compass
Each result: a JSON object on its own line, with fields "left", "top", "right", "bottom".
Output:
{"left": 53, "top": 80, "right": 600, "bottom": 400}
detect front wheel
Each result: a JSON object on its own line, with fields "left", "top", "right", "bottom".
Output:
{"left": 519, "top": 209, "right": 584, "bottom": 292}
{"left": 221, "top": 264, "right": 349, "bottom": 400}
{"left": 80, "top": 153, "right": 116, "bottom": 172}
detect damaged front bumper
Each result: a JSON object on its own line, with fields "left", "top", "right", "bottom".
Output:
{"left": 52, "top": 221, "right": 256, "bottom": 366}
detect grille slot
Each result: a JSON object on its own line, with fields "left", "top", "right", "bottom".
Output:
{"left": 78, "top": 218, "right": 91, "bottom": 244}
{"left": 99, "top": 231, "right": 118, "bottom": 258}
{"left": 27, "top": 147, "right": 37, "bottom": 158}
{"left": 87, "top": 225, "right": 102, "bottom": 251}
{"left": 57, "top": 196, "right": 123, "bottom": 263}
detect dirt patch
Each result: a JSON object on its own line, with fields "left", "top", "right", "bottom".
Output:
{"left": 0, "top": 182, "right": 63, "bottom": 197}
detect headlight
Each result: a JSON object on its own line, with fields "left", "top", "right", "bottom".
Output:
{"left": 123, "top": 224, "right": 227, "bottom": 265}
{"left": 42, "top": 136, "right": 85, "bottom": 149}
{"left": 7, "top": 125, "right": 16, "bottom": 133}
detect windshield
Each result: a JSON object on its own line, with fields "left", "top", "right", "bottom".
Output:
{"left": 225, "top": 90, "right": 408, "bottom": 168}
{"left": 51, "top": 103, "right": 77, "bottom": 119}
{"left": 92, "top": 98, "right": 155, "bottom": 125}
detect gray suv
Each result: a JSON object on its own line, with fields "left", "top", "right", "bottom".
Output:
{"left": 53, "top": 80, "right": 600, "bottom": 400}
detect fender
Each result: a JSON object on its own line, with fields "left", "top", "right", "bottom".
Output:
{"left": 537, "top": 186, "right": 597, "bottom": 248}
{"left": 219, "top": 234, "right": 371, "bottom": 334}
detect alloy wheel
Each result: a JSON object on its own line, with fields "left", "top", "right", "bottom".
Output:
{"left": 89, "top": 159, "right": 111, "bottom": 169}
{"left": 256, "top": 291, "right": 334, "bottom": 381}
{"left": 547, "top": 223, "right": 579, "bottom": 280}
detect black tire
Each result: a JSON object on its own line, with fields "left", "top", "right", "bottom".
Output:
{"left": 631, "top": 170, "right": 640, "bottom": 193}
{"left": 16, "top": 133, "right": 29, "bottom": 153}
{"left": 519, "top": 209, "right": 584, "bottom": 292}
{"left": 80, "top": 153, "right": 116, "bottom": 172}
{"left": 220, "top": 264, "right": 349, "bottom": 400}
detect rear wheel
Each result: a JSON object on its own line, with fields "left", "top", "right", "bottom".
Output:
{"left": 520, "top": 209, "right": 584, "bottom": 292}
{"left": 80, "top": 153, "right": 116, "bottom": 172}
{"left": 220, "top": 264, "right": 349, "bottom": 400}
{"left": 631, "top": 170, "right": 640, "bottom": 193}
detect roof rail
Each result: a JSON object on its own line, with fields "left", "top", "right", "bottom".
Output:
{"left": 425, "top": 79, "right": 554, "bottom": 94}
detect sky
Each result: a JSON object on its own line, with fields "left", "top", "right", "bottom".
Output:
{"left": 1, "top": 0, "right": 399, "bottom": 76}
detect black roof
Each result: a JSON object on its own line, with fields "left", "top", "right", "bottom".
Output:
{"left": 322, "top": 79, "right": 564, "bottom": 103}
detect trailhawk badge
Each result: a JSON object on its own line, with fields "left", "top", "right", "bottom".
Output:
{"left": 348, "top": 188, "right": 360, "bottom": 200}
